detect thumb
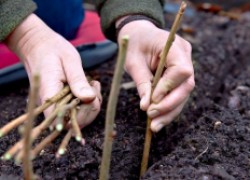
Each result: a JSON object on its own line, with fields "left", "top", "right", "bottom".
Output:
{"left": 125, "top": 54, "right": 153, "bottom": 111}
{"left": 62, "top": 53, "right": 96, "bottom": 102}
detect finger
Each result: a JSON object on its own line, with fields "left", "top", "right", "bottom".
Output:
{"left": 77, "top": 97, "right": 101, "bottom": 129}
{"left": 125, "top": 53, "right": 153, "bottom": 111}
{"left": 77, "top": 81, "right": 102, "bottom": 128}
{"left": 152, "top": 66, "right": 190, "bottom": 103}
{"left": 89, "top": 80, "right": 102, "bottom": 103}
{"left": 152, "top": 38, "right": 193, "bottom": 103}
{"left": 152, "top": 64, "right": 193, "bottom": 103}
{"left": 148, "top": 77, "right": 194, "bottom": 119}
{"left": 61, "top": 52, "right": 95, "bottom": 102}
{"left": 150, "top": 98, "right": 188, "bottom": 133}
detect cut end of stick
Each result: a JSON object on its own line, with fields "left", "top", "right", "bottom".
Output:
{"left": 58, "top": 149, "right": 65, "bottom": 155}
{"left": 122, "top": 35, "right": 129, "bottom": 41}
{"left": 75, "top": 136, "right": 82, "bottom": 142}
{"left": 180, "top": 1, "right": 187, "bottom": 13}
{"left": 56, "top": 124, "right": 64, "bottom": 132}
{"left": 181, "top": 1, "right": 187, "bottom": 9}
{"left": 0, "top": 131, "right": 3, "bottom": 138}
{"left": 3, "top": 153, "right": 11, "bottom": 160}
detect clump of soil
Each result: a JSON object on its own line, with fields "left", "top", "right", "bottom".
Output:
{"left": 0, "top": 11, "right": 250, "bottom": 180}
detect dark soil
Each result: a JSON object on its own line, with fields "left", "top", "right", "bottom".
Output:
{"left": 0, "top": 9, "right": 250, "bottom": 180}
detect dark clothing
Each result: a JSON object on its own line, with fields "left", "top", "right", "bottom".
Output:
{"left": 0, "top": 0, "right": 164, "bottom": 41}
{"left": 0, "top": 0, "right": 36, "bottom": 41}
{"left": 33, "top": 0, "right": 84, "bottom": 40}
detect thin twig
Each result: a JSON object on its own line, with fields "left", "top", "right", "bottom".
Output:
{"left": 32, "top": 130, "right": 61, "bottom": 159}
{"left": 99, "top": 35, "right": 129, "bottom": 180}
{"left": 195, "top": 139, "right": 209, "bottom": 161}
{"left": 56, "top": 130, "right": 72, "bottom": 158}
{"left": 23, "top": 73, "right": 40, "bottom": 180}
{"left": 2, "top": 94, "right": 73, "bottom": 160}
{"left": 0, "top": 86, "right": 70, "bottom": 137}
{"left": 140, "top": 1, "right": 187, "bottom": 176}
{"left": 70, "top": 108, "right": 84, "bottom": 143}
{"left": 55, "top": 98, "right": 81, "bottom": 131}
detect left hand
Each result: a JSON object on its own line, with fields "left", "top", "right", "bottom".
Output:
{"left": 117, "top": 20, "right": 195, "bottom": 133}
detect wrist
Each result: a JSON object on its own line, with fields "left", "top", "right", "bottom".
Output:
{"left": 5, "top": 14, "right": 49, "bottom": 57}
{"left": 116, "top": 15, "right": 158, "bottom": 41}
{"left": 117, "top": 20, "right": 156, "bottom": 40}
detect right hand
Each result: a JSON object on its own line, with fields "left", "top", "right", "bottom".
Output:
{"left": 5, "top": 14, "right": 102, "bottom": 127}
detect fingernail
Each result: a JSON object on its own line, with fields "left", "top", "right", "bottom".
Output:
{"left": 84, "top": 88, "right": 95, "bottom": 97}
{"left": 151, "top": 123, "right": 164, "bottom": 133}
{"left": 80, "top": 88, "right": 95, "bottom": 102}
{"left": 147, "top": 109, "right": 160, "bottom": 119}
{"left": 153, "top": 94, "right": 164, "bottom": 103}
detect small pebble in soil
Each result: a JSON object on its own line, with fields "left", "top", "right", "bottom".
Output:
{"left": 214, "top": 121, "right": 222, "bottom": 129}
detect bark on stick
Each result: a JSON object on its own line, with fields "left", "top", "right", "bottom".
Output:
{"left": 140, "top": 1, "right": 187, "bottom": 176}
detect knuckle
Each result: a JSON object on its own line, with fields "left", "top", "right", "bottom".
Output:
{"left": 163, "top": 106, "right": 171, "bottom": 113}
{"left": 70, "top": 75, "right": 85, "bottom": 85}
{"left": 124, "top": 60, "right": 133, "bottom": 73}
{"left": 176, "top": 36, "right": 192, "bottom": 53}
{"left": 160, "top": 79, "right": 173, "bottom": 93}
{"left": 186, "top": 78, "right": 195, "bottom": 92}
{"left": 183, "top": 40, "right": 192, "bottom": 53}
{"left": 161, "top": 103, "right": 173, "bottom": 113}
{"left": 92, "top": 101, "right": 101, "bottom": 112}
{"left": 179, "top": 66, "right": 193, "bottom": 78}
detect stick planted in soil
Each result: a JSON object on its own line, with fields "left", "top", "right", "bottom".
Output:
{"left": 99, "top": 35, "right": 129, "bottom": 180}
{"left": 23, "top": 73, "right": 40, "bottom": 180}
{"left": 140, "top": 1, "right": 187, "bottom": 176}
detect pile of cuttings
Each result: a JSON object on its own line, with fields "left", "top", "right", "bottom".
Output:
{"left": 0, "top": 85, "right": 87, "bottom": 163}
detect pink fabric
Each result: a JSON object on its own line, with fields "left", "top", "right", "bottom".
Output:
{"left": 0, "top": 11, "right": 106, "bottom": 69}
{"left": 71, "top": 11, "right": 106, "bottom": 46}
{"left": 0, "top": 44, "right": 19, "bottom": 69}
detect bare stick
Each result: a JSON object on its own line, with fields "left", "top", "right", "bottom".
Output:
{"left": 32, "top": 130, "right": 61, "bottom": 159}
{"left": 2, "top": 94, "right": 73, "bottom": 160}
{"left": 23, "top": 73, "right": 40, "bottom": 180}
{"left": 99, "top": 35, "right": 129, "bottom": 180}
{"left": 1, "top": 140, "right": 21, "bottom": 160}
{"left": 140, "top": 1, "right": 187, "bottom": 176}
{"left": 70, "top": 108, "right": 83, "bottom": 143}
{"left": 55, "top": 98, "right": 81, "bottom": 131}
{"left": 56, "top": 130, "right": 72, "bottom": 158}
{"left": 0, "top": 86, "right": 70, "bottom": 137}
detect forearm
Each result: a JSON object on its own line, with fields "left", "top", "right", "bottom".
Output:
{"left": 0, "top": 0, "right": 36, "bottom": 41}
{"left": 94, "top": 0, "right": 165, "bottom": 41}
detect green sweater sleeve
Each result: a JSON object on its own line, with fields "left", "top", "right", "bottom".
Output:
{"left": 95, "top": 0, "right": 165, "bottom": 41}
{"left": 0, "top": 0, "right": 37, "bottom": 41}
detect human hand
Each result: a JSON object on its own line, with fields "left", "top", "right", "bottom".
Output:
{"left": 5, "top": 14, "right": 102, "bottom": 127}
{"left": 117, "top": 20, "right": 195, "bottom": 133}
